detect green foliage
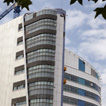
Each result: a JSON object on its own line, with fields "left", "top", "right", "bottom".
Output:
{"left": 3, "top": 0, "right": 32, "bottom": 10}
{"left": 70, "top": 0, "right": 106, "bottom": 19}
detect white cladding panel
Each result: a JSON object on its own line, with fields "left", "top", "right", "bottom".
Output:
{"left": 53, "top": 14, "right": 65, "bottom": 106}
{"left": 0, "top": 16, "right": 26, "bottom": 106}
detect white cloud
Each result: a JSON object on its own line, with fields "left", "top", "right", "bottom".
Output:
{"left": 87, "top": 14, "right": 106, "bottom": 29}
{"left": 66, "top": 9, "right": 87, "bottom": 31}
{"left": 78, "top": 39, "right": 106, "bottom": 61}
{"left": 85, "top": 0, "right": 106, "bottom": 8}
{"left": 81, "top": 29, "right": 106, "bottom": 39}
{"left": 65, "top": 37, "right": 71, "bottom": 45}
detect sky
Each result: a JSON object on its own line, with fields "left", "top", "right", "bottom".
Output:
{"left": 0, "top": 0, "right": 106, "bottom": 105}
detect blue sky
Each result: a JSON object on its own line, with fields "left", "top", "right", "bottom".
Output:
{"left": 0, "top": 0, "right": 106, "bottom": 105}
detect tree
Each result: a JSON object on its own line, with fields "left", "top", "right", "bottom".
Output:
{"left": 3, "top": 0, "right": 32, "bottom": 10}
{"left": 70, "top": 0, "right": 106, "bottom": 19}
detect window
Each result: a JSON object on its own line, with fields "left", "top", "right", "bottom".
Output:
{"left": 63, "top": 96, "right": 97, "bottom": 106}
{"left": 16, "top": 54, "right": 24, "bottom": 60}
{"left": 18, "top": 23, "right": 22, "bottom": 31}
{"left": 25, "top": 19, "right": 56, "bottom": 35}
{"left": 17, "top": 40, "right": 23, "bottom": 45}
{"left": 78, "top": 100, "right": 85, "bottom": 106}
{"left": 78, "top": 78, "right": 85, "bottom": 85}
{"left": 16, "top": 51, "right": 24, "bottom": 60}
{"left": 64, "top": 73, "right": 101, "bottom": 93}
{"left": 78, "top": 89, "right": 85, "bottom": 96}
{"left": 63, "top": 84, "right": 100, "bottom": 103}
{"left": 15, "top": 69, "right": 24, "bottom": 75}
{"left": 17, "top": 37, "right": 23, "bottom": 46}
{"left": 29, "top": 81, "right": 54, "bottom": 96}
{"left": 13, "top": 84, "right": 25, "bottom": 91}
{"left": 26, "top": 34, "right": 56, "bottom": 49}
{"left": 16, "top": 101, "right": 26, "bottom": 106}
{"left": 36, "top": 9, "right": 57, "bottom": 16}
{"left": 96, "top": 73, "right": 99, "bottom": 79}
{"left": 79, "top": 59, "right": 85, "bottom": 72}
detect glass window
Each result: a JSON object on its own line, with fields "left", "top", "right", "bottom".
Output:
{"left": 78, "top": 89, "right": 85, "bottom": 96}
{"left": 15, "top": 69, "right": 24, "bottom": 75}
{"left": 16, "top": 101, "right": 26, "bottom": 106}
{"left": 78, "top": 100, "right": 85, "bottom": 106}
{"left": 78, "top": 78, "right": 85, "bottom": 85}
{"left": 64, "top": 73, "right": 101, "bottom": 93}
{"left": 13, "top": 84, "right": 25, "bottom": 91}
{"left": 25, "top": 19, "right": 56, "bottom": 34}
{"left": 36, "top": 9, "right": 57, "bottom": 16}
{"left": 16, "top": 55, "right": 24, "bottom": 60}
{"left": 79, "top": 59, "right": 85, "bottom": 72}
{"left": 17, "top": 40, "right": 23, "bottom": 45}
{"left": 63, "top": 96, "right": 97, "bottom": 106}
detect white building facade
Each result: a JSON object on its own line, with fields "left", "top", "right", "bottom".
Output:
{"left": 63, "top": 49, "right": 101, "bottom": 106}
{"left": 0, "top": 8, "right": 101, "bottom": 106}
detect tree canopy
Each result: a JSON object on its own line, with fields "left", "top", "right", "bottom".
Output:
{"left": 70, "top": 0, "right": 106, "bottom": 19}
{"left": 3, "top": 0, "right": 32, "bottom": 10}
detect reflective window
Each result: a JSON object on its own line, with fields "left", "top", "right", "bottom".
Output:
{"left": 78, "top": 78, "right": 85, "bottom": 85}
{"left": 17, "top": 40, "right": 23, "bottom": 45}
{"left": 26, "top": 34, "right": 56, "bottom": 49}
{"left": 27, "top": 49, "right": 55, "bottom": 63}
{"left": 13, "top": 84, "right": 25, "bottom": 91}
{"left": 16, "top": 101, "right": 26, "bottom": 106}
{"left": 15, "top": 69, "right": 24, "bottom": 75}
{"left": 25, "top": 19, "right": 56, "bottom": 34}
{"left": 29, "top": 81, "right": 54, "bottom": 96}
{"left": 28, "top": 72, "right": 54, "bottom": 79}
{"left": 78, "top": 100, "right": 85, "bottom": 106}
{"left": 36, "top": 9, "right": 57, "bottom": 16}
{"left": 63, "top": 96, "right": 97, "bottom": 106}
{"left": 16, "top": 55, "right": 24, "bottom": 60}
{"left": 64, "top": 73, "right": 101, "bottom": 93}
{"left": 79, "top": 89, "right": 85, "bottom": 96}
{"left": 63, "top": 84, "right": 101, "bottom": 103}
{"left": 79, "top": 59, "right": 85, "bottom": 72}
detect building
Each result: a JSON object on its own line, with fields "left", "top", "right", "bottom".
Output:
{"left": 0, "top": 8, "right": 101, "bottom": 106}
{"left": 63, "top": 49, "right": 101, "bottom": 106}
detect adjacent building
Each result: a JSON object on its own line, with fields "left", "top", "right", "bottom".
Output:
{"left": 63, "top": 49, "right": 101, "bottom": 106}
{"left": 0, "top": 8, "right": 101, "bottom": 106}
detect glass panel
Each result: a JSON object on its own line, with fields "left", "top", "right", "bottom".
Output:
{"left": 79, "top": 59, "right": 85, "bottom": 72}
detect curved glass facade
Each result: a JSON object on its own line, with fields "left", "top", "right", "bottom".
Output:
{"left": 36, "top": 9, "right": 57, "bottom": 16}
{"left": 27, "top": 49, "right": 55, "bottom": 63}
{"left": 25, "top": 19, "right": 56, "bottom": 34}
{"left": 25, "top": 10, "right": 57, "bottom": 106}
{"left": 30, "top": 99, "right": 53, "bottom": 106}
{"left": 26, "top": 34, "right": 56, "bottom": 49}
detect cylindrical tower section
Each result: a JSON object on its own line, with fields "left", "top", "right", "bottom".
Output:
{"left": 24, "top": 9, "right": 65, "bottom": 106}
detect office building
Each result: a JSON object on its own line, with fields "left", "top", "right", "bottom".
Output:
{"left": 0, "top": 8, "right": 101, "bottom": 106}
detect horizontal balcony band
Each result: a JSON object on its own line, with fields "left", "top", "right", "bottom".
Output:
{"left": 25, "top": 29, "right": 56, "bottom": 39}
{"left": 28, "top": 77, "right": 54, "bottom": 83}
{"left": 29, "top": 94, "right": 53, "bottom": 100}
{"left": 26, "top": 61, "right": 55, "bottom": 68}
{"left": 26, "top": 44, "right": 56, "bottom": 53}
{"left": 24, "top": 14, "right": 57, "bottom": 26}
